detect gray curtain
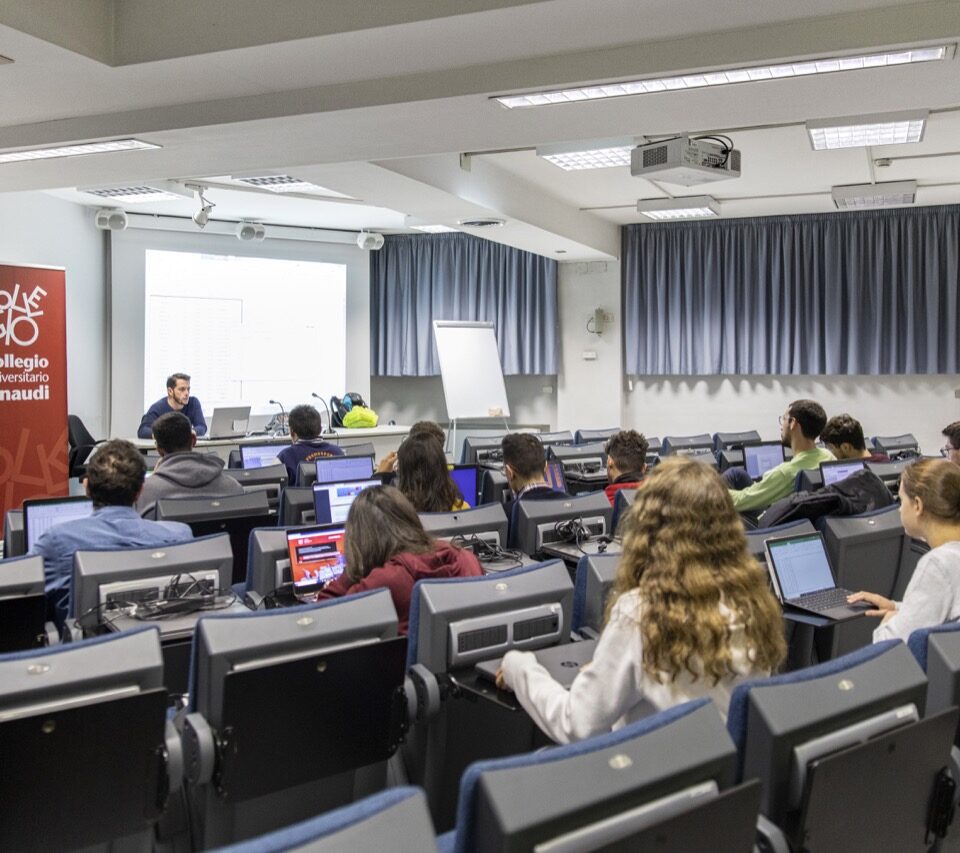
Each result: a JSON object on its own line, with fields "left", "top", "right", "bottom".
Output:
{"left": 623, "top": 205, "right": 960, "bottom": 375}
{"left": 371, "top": 233, "right": 558, "bottom": 376}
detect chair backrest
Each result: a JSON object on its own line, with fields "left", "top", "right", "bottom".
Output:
{"left": 2, "top": 509, "right": 25, "bottom": 558}
{"left": 211, "top": 787, "right": 438, "bottom": 853}
{"left": 67, "top": 413, "right": 97, "bottom": 448}
{"left": 571, "top": 552, "right": 619, "bottom": 633}
{"left": 449, "top": 699, "right": 759, "bottom": 853}
{"left": 744, "top": 519, "right": 816, "bottom": 561}
{"left": 573, "top": 427, "right": 619, "bottom": 445}
{"left": 909, "top": 623, "right": 960, "bottom": 744}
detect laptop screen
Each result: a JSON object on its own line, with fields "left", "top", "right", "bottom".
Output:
{"left": 766, "top": 533, "right": 837, "bottom": 600}
{"left": 743, "top": 443, "right": 785, "bottom": 480}
{"left": 23, "top": 497, "right": 94, "bottom": 550}
{"left": 315, "top": 456, "right": 375, "bottom": 484}
{"left": 820, "top": 459, "right": 865, "bottom": 487}
{"left": 286, "top": 525, "right": 347, "bottom": 591}
{"left": 449, "top": 464, "right": 479, "bottom": 506}
{"left": 544, "top": 460, "right": 568, "bottom": 493}
{"left": 312, "top": 478, "right": 380, "bottom": 524}
{"left": 241, "top": 443, "right": 288, "bottom": 469}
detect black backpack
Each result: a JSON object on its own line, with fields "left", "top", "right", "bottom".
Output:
{"left": 329, "top": 392, "right": 368, "bottom": 428}
{"left": 759, "top": 468, "right": 894, "bottom": 528}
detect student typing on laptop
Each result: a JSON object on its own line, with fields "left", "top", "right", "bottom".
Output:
{"left": 849, "top": 458, "right": 960, "bottom": 642}
{"left": 496, "top": 457, "right": 786, "bottom": 744}
{"left": 137, "top": 372, "right": 207, "bottom": 438}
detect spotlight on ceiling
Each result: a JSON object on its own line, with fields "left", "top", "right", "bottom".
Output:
{"left": 93, "top": 208, "right": 128, "bottom": 231}
{"left": 185, "top": 183, "right": 215, "bottom": 229}
{"left": 236, "top": 220, "right": 266, "bottom": 241}
{"left": 357, "top": 231, "right": 385, "bottom": 250}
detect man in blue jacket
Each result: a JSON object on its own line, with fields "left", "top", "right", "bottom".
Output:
{"left": 138, "top": 372, "right": 207, "bottom": 438}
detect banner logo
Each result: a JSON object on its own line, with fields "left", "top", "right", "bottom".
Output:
{"left": 0, "top": 282, "right": 46, "bottom": 347}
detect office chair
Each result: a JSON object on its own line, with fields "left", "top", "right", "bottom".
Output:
{"left": 728, "top": 640, "right": 958, "bottom": 852}
{"left": 210, "top": 786, "right": 438, "bottom": 853}
{"left": 67, "top": 413, "right": 103, "bottom": 478}
{"left": 908, "top": 623, "right": 960, "bottom": 750}
{"left": 438, "top": 698, "right": 760, "bottom": 853}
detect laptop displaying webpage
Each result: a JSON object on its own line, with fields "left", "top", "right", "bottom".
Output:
{"left": 821, "top": 459, "right": 865, "bottom": 486}
{"left": 315, "top": 456, "right": 375, "bottom": 484}
{"left": 312, "top": 479, "right": 380, "bottom": 524}
{"left": 24, "top": 498, "right": 94, "bottom": 550}
{"left": 767, "top": 535, "right": 836, "bottom": 600}
{"left": 744, "top": 443, "right": 785, "bottom": 480}
{"left": 286, "top": 526, "right": 347, "bottom": 591}
{"left": 241, "top": 443, "right": 289, "bottom": 469}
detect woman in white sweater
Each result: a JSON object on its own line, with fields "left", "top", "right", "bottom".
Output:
{"left": 496, "top": 456, "right": 786, "bottom": 744}
{"left": 849, "top": 458, "right": 960, "bottom": 642}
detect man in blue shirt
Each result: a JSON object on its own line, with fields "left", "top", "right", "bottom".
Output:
{"left": 138, "top": 372, "right": 207, "bottom": 438}
{"left": 277, "top": 404, "right": 344, "bottom": 485}
{"left": 29, "top": 439, "right": 193, "bottom": 624}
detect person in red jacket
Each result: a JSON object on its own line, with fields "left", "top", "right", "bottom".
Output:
{"left": 603, "top": 429, "right": 649, "bottom": 505}
{"left": 316, "top": 485, "right": 483, "bottom": 633}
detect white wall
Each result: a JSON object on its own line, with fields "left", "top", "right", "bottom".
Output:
{"left": 0, "top": 192, "right": 108, "bottom": 436}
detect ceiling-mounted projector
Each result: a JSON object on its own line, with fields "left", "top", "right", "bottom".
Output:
{"left": 357, "top": 231, "right": 385, "bottom": 250}
{"left": 631, "top": 135, "right": 741, "bottom": 186}
{"left": 94, "top": 208, "right": 128, "bottom": 231}
{"left": 236, "top": 221, "right": 266, "bottom": 241}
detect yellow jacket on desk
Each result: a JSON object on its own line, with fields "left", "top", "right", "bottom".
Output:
{"left": 343, "top": 406, "right": 379, "bottom": 428}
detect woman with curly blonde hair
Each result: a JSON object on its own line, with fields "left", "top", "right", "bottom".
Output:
{"left": 497, "top": 456, "right": 786, "bottom": 744}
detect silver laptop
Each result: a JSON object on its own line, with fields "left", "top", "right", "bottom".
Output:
{"left": 764, "top": 531, "right": 872, "bottom": 621}
{"left": 205, "top": 406, "right": 251, "bottom": 439}
{"left": 475, "top": 638, "right": 598, "bottom": 689}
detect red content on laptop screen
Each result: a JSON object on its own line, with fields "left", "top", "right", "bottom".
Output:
{"left": 286, "top": 526, "right": 347, "bottom": 590}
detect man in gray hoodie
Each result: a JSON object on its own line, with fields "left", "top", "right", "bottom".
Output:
{"left": 136, "top": 411, "right": 244, "bottom": 518}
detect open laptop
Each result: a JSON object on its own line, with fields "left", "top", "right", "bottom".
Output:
{"left": 544, "top": 460, "right": 568, "bottom": 493}
{"left": 316, "top": 456, "right": 375, "bottom": 485}
{"left": 741, "top": 442, "right": 785, "bottom": 481}
{"left": 204, "top": 406, "right": 252, "bottom": 439}
{"left": 312, "top": 478, "right": 380, "bottom": 524}
{"left": 820, "top": 458, "right": 866, "bottom": 487}
{"left": 240, "top": 442, "right": 289, "bottom": 469}
{"left": 286, "top": 524, "right": 347, "bottom": 597}
{"left": 764, "top": 531, "right": 872, "bottom": 620}
{"left": 22, "top": 496, "right": 94, "bottom": 550}
{"left": 449, "top": 464, "right": 481, "bottom": 506}
{"left": 475, "top": 638, "right": 598, "bottom": 689}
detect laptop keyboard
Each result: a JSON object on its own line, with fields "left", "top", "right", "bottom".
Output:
{"left": 792, "top": 587, "right": 852, "bottom": 612}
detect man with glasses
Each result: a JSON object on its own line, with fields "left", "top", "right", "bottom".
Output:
{"left": 723, "top": 399, "right": 834, "bottom": 512}
{"left": 943, "top": 421, "right": 960, "bottom": 466}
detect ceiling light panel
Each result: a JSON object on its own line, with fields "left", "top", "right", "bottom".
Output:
{"left": 539, "top": 146, "right": 632, "bottom": 170}
{"left": 84, "top": 185, "right": 182, "bottom": 203}
{"left": 806, "top": 110, "right": 927, "bottom": 149}
{"left": 231, "top": 174, "right": 354, "bottom": 198}
{"left": 636, "top": 196, "right": 720, "bottom": 220}
{"left": 831, "top": 180, "right": 917, "bottom": 209}
{"left": 494, "top": 46, "right": 951, "bottom": 108}
{"left": 0, "top": 138, "right": 160, "bottom": 164}
{"left": 409, "top": 224, "right": 458, "bottom": 233}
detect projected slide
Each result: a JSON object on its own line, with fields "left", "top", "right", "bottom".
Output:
{"left": 144, "top": 251, "right": 346, "bottom": 414}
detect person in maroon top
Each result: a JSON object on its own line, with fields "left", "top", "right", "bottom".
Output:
{"left": 603, "top": 429, "right": 649, "bottom": 505}
{"left": 316, "top": 485, "right": 482, "bottom": 634}
{"left": 820, "top": 414, "right": 890, "bottom": 464}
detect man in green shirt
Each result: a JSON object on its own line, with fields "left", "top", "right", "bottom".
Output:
{"left": 725, "top": 399, "right": 834, "bottom": 512}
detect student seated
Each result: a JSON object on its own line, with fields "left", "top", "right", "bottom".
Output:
{"left": 603, "top": 429, "right": 648, "bottom": 505}
{"left": 137, "top": 372, "right": 207, "bottom": 438}
{"left": 315, "top": 486, "right": 482, "bottom": 633}
{"left": 723, "top": 399, "right": 834, "bottom": 512}
{"left": 28, "top": 439, "right": 193, "bottom": 624}
{"left": 502, "top": 433, "right": 570, "bottom": 500}
{"left": 820, "top": 414, "right": 889, "bottom": 463}
{"left": 375, "top": 419, "right": 446, "bottom": 483}
{"left": 942, "top": 421, "right": 960, "bottom": 467}
{"left": 497, "top": 456, "right": 785, "bottom": 743}
{"left": 396, "top": 433, "right": 469, "bottom": 512}
{"left": 849, "top": 458, "right": 960, "bottom": 642}
{"left": 277, "top": 404, "right": 344, "bottom": 485}
{"left": 136, "top": 412, "right": 244, "bottom": 517}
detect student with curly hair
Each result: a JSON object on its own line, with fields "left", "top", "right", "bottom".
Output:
{"left": 849, "top": 458, "right": 960, "bottom": 641}
{"left": 497, "top": 456, "right": 786, "bottom": 743}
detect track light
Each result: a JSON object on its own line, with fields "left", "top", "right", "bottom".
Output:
{"left": 186, "top": 184, "right": 215, "bottom": 229}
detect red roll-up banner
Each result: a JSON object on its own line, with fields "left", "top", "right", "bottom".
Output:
{"left": 0, "top": 264, "right": 69, "bottom": 521}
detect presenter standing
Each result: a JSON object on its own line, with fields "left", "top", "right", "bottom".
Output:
{"left": 138, "top": 372, "right": 207, "bottom": 438}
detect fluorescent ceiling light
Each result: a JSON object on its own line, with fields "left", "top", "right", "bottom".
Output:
{"left": 494, "top": 45, "right": 950, "bottom": 108}
{"left": 82, "top": 185, "right": 183, "bottom": 203}
{"left": 536, "top": 138, "right": 635, "bottom": 170}
{"left": 831, "top": 180, "right": 917, "bottom": 209}
{"left": 636, "top": 196, "right": 720, "bottom": 221}
{"left": 409, "top": 224, "right": 458, "bottom": 233}
{"left": 230, "top": 174, "right": 354, "bottom": 198}
{"left": 806, "top": 110, "right": 927, "bottom": 149}
{"left": 0, "top": 138, "right": 159, "bottom": 164}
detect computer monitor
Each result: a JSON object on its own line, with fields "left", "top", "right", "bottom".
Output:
{"left": 573, "top": 553, "right": 619, "bottom": 633}
{"left": 418, "top": 503, "right": 509, "bottom": 549}
{"left": 923, "top": 629, "right": 960, "bottom": 743}
{"left": 460, "top": 435, "right": 507, "bottom": 466}
{"left": 342, "top": 442, "right": 376, "bottom": 458}
{"left": 612, "top": 487, "right": 637, "bottom": 531}
{"left": 3, "top": 509, "right": 24, "bottom": 558}
{"left": 22, "top": 496, "right": 94, "bottom": 551}
{"left": 741, "top": 442, "right": 785, "bottom": 480}
{"left": 660, "top": 434, "right": 713, "bottom": 456}
{"left": 820, "top": 458, "right": 866, "bottom": 487}
{"left": 240, "top": 442, "right": 289, "bottom": 469}
{"left": 872, "top": 433, "right": 920, "bottom": 458}
{"left": 409, "top": 559, "right": 573, "bottom": 673}
{"left": 315, "top": 455, "right": 375, "bottom": 484}
{"left": 538, "top": 431, "right": 574, "bottom": 446}
{"left": 279, "top": 486, "right": 315, "bottom": 526}
{"left": 190, "top": 589, "right": 398, "bottom": 725}
{"left": 574, "top": 427, "right": 618, "bottom": 445}
{"left": 0, "top": 554, "right": 47, "bottom": 652}
{"left": 544, "top": 460, "right": 568, "bottom": 493}
{"left": 449, "top": 464, "right": 480, "bottom": 506}
{"left": 71, "top": 533, "right": 233, "bottom": 622}
{"left": 480, "top": 468, "right": 510, "bottom": 506}
{"left": 245, "top": 526, "right": 296, "bottom": 596}
{"left": 737, "top": 642, "right": 927, "bottom": 826}
{"left": 511, "top": 492, "right": 613, "bottom": 556}
{"left": 312, "top": 478, "right": 380, "bottom": 524}
{"left": 549, "top": 442, "right": 607, "bottom": 467}
{"left": 713, "top": 430, "right": 762, "bottom": 451}
{"left": 286, "top": 524, "right": 347, "bottom": 595}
